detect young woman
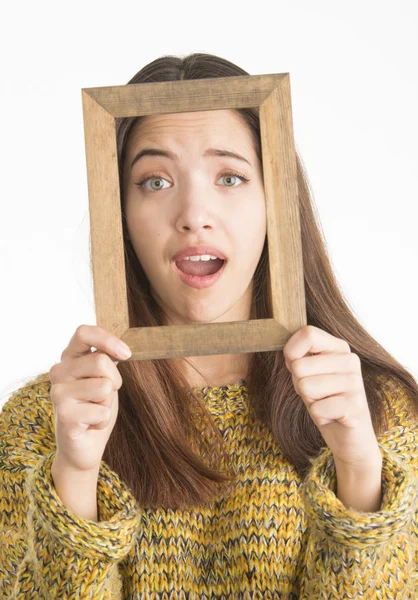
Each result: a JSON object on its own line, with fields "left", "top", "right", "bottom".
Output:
{"left": 1, "top": 52, "right": 417, "bottom": 599}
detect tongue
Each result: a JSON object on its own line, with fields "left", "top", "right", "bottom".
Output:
{"left": 176, "top": 258, "right": 224, "bottom": 276}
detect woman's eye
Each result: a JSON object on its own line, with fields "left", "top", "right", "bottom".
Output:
{"left": 217, "top": 172, "right": 249, "bottom": 187}
{"left": 135, "top": 171, "right": 249, "bottom": 192}
{"left": 136, "top": 175, "right": 171, "bottom": 192}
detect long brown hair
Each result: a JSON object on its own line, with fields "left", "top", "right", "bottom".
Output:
{"left": 91, "top": 53, "right": 418, "bottom": 510}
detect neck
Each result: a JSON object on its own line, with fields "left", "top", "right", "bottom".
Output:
{"left": 177, "top": 353, "right": 251, "bottom": 388}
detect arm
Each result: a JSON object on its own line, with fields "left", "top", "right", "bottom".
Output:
{"left": 51, "top": 457, "right": 100, "bottom": 522}
{"left": 296, "top": 391, "right": 418, "bottom": 599}
{"left": 0, "top": 375, "right": 141, "bottom": 599}
{"left": 335, "top": 450, "right": 383, "bottom": 512}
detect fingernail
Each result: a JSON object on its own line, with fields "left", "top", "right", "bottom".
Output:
{"left": 117, "top": 343, "right": 132, "bottom": 358}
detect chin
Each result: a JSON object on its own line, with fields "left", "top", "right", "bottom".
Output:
{"left": 177, "top": 304, "right": 229, "bottom": 325}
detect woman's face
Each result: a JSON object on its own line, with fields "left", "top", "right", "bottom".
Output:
{"left": 122, "top": 109, "right": 267, "bottom": 325}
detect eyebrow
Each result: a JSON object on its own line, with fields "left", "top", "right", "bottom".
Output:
{"left": 130, "top": 147, "right": 252, "bottom": 170}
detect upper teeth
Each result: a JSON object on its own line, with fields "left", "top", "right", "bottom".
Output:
{"left": 182, "top": 254, "right": 219, "bottom": 261}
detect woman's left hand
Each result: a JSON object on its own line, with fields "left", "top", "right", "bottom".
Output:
{"left": 283, "top": 325, "right": 382, "bottom": 470}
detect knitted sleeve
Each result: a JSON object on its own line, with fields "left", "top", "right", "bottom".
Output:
{"left": 298, "top": 377, "right": 418, "bottom": 599}
{"left": 0, "top": 373, "right": 141, "bottom": 599}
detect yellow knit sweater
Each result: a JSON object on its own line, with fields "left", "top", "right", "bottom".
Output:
{"left": 0, "top": 372, "right": 417, "bottom": 599}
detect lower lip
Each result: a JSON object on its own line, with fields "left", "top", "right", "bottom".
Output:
{"left": 172, "top": 259, "right": 227, "bottom": 289}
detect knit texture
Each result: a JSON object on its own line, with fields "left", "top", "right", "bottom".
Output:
{"left": 0, "top": 372, "right": 417, "bottom": 599}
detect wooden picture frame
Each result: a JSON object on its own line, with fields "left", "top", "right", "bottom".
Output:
{"left": 81, "top": 72, "right": 307, "bottom": 360}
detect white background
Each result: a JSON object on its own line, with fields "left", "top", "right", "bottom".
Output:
{"left": 1, "top": 0, "right": 417, "bottom": 406}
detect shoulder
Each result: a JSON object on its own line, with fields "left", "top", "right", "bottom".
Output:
{"left": 375, "top": 373, "right": 418, "bottom": 430}
{"left": 0, "top": 371, "right": 55, "bottom": 468}
{"left": 2, "top": 371, "right": 53, "bottom": 417}
{"left": 375, "top": 373, "right": 418, "bottom": 474}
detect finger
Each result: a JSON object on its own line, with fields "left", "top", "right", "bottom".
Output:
{"left": 308, "top": 395, "right": 346, "bottom": 426}
{"left": 284, "top": 325, "right": 351, "bottom": 365}
{"left": 51, "top": 377, "right": 115, "bottom": 409}
{"left": 294, "top": 372, "right": 363, "bottom": 403}
{"left": 290, "top": 352, "right": 361, "bottom": 380}
{"left": 308, "top": 393, "right": 361, "bottom": 426}
{"left": 61, "top": 324, "right": 132, "bottom": 362}
{"left": 58, "top": 402, "right": 112, "bottom": 430}
{"left": 50, "top": 352, "right": 123, "bottom": 389}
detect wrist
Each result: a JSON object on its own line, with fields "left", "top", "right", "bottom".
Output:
{"left": 52, "top": 453, "right": 100, "bottom": 478}
{"left": 51, "top": 456, "right": 100, "bottom": 522}
{"left": 334, "top": 447, "right": 382, "bottom": 477}
{"left": 334, "top": 451, "right": 383, "bottom": 512}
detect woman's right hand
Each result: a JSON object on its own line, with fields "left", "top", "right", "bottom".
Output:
{"left": 49, "top": 324, "right": 132, "bottom": 473}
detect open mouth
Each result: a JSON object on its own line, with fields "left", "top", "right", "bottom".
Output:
{"left": 175, "top": 257, "right": 225, "bottom": 277}
{"left": 172, "top": 257, "right": 227, "bottom": 289}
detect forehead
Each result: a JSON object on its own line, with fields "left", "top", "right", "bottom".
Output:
{"left": 128, "top": 109, "right": 253, "bottom": 150}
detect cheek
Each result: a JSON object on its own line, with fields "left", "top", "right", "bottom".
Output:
{"left": 242, "top": 201, "right": 267, "bottom": 241}
{"left": 125, "top": 201, "right": 151, "bottom": 246}
{"left": 241, "top": 191, "right": 266, "bottom": 223}
{"left": 242, "top": 218, "right": 267, "bottom": 270}
{"left": 128, "top": 224, "right": 168, "bottom": 273}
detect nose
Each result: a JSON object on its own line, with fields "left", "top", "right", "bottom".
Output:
{"left": 174, "top": 176, "right": 219, "bottom": 233}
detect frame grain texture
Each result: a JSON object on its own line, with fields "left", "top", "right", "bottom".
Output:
{"left": 81, "top": 72, "right": 307, "bottom": 360}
